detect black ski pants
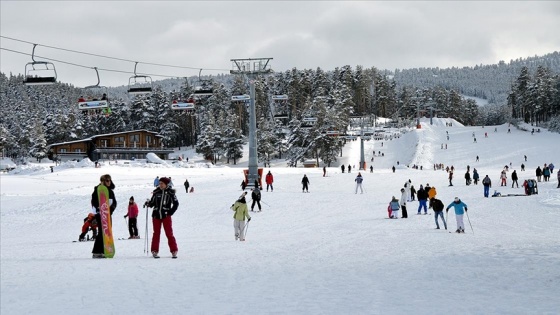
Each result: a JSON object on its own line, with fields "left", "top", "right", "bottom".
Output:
{"left": 251, "top": 199, "right": 261, "bottom": 211}
{"left": 128, "top": 217, "right": 138, "bottom": 237}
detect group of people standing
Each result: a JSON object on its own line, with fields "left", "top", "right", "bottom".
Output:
{"left": 90, "top": 174, "right": 180, "bottom": 259}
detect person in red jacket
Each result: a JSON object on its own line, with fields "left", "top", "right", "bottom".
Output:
{"left": 265, "top": 171, "right": 274, "bottom": 192}
{"left": 124, "top": 196, "right": 139, "bottom": 239}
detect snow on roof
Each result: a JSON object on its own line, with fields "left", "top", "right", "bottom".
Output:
{"left": 47, "top": 129, "right": 162, "bottom": 147}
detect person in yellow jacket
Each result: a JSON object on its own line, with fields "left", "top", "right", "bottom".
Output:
{"left": 231, "top": 192, "right": 251, "bottom": 241}
{"left": 428, "top": 186, "right": 437, "bottom": 208}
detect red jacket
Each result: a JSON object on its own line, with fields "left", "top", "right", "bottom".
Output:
{"left": 127, "top": 203, "right": 139, "bottom": 218}
{"left": 265, "top": 173, "right": 274, "bottom": 184}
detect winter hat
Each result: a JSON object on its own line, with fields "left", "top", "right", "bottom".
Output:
{"left": 129, "top": 196, "right": 134, "bottom": 201}
{"left": 401, "top": 188, "right": 405, "bottom": 192}
{"left": 454, "top": 197, "right": 460, "bottom": 202}
{"left": 159, "top": 177, "right": 171, "bottom": 185}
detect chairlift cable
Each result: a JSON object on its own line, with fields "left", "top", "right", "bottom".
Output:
{"left": 1, "top": 35, "right": 229, "bottom": 71}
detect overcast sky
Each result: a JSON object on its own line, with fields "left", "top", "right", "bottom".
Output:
{"left": 1, "top": 1, "right": 559, "bottom": 88}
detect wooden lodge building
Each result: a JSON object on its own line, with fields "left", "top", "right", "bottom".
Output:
{"left": 47, "top": 130, "right": 174, "bottom": 162}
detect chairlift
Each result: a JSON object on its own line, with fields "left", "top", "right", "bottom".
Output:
{"left": 193, "top": 69, "right": 213, "bottom": 96}
{"left": 171, "top": 97, "right": 196, "bottom": 111}
{"left": 272, "top": 94, "right": 289, "bottom": 119}
{"left": 23, "top": 44, "right": 57, "bottom": 86}
{"left": 301, "top": 117, "right": 317, "bottom": 129}
{"left": 128, "top": 62, "right": 153, "bottom": 95}
{"left": 231, "top": 94, "right": 251, "bottom": 102}
{"left": 78, "top": 67, "right": 110, "bottom": 112}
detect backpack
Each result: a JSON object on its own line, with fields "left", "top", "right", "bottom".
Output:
{"left": 528, "top": 180, "right": 533, "bottom": 188}
{"left": 482, "top": 177, "right": 490, "bottom": 185}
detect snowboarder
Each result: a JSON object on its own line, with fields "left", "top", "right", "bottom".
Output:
{"left": 184, "top": 179, "right": 190, "bottom": 193}
{"left": 231, "top": 192, "right": 251, "bottom": 241}
{"left": 432, "top": 198, "right": 447, "bottom": 230}
{"left": 389, "top": 196, "right": 400, "bottom": 219}
{"left": 250, "top": 187, "right": 262, "bottom": 212}
{"left": 265, "top": 171, "right": 274, "bottom": 192}
{"left": 301, "top": 174, "right": 310, "bottom": 193}
{"left": 482, "top": 175, "right": 492, "bottom": 197}
{"left": 91, "top": 174, "right": 117, "bottom": 258}
{"left": 511, "top": 170, "right": 519, "bottom": 188}
{"left": 355, "top": 172, "right": 364, "bottom": 194}
{"left": 446, "top": 197, "right": 468, "bottom": 233}
{"left": 145, "top": 177, "right": 179, "bottom": 259}
{"left": 124, "top": 196, "right": 139, "bottom": 239}
{"left": 399, "top": 188, "right": 408, "bottom": 218}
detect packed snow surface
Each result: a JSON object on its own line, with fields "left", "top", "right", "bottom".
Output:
{"left": 1, "top": 118, "right": 559, "bottom": 314}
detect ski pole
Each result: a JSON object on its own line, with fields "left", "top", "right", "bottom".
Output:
{"left": 466, "top": 210, "right": 474, "bottom": 234}
{"left": 144, "top": 204, "right": 149, "bottom": 255}
{"left": 260, "top": 200, "right": 271, "bottom": 207}
{"left": 445, "top": 210, "right": 449, "bottom": 230}
{"left": 244, "top": 221, "right": 250, "bottom": 239}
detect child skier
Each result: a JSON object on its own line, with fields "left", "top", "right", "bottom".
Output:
{"left": 79, "top": 213, "right": 98, "bottom": 241}
{"left": 388, "top": 196, "right": 400, "bottom": 219}
{"left": 124, "top": 196, "right": 139, "bottom": 239}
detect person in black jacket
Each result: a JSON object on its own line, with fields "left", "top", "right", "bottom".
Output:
{"left": 251, "top": 187, "right": 262, "bottom": 212}
{"left": 432, "top": 198, "right": 447, "bottom": 230}
{"left": 301, "top": 174, "right": 310, "bottom": 192}
{"left": 146, "top": 177, "right": 179, "bottom": 259}
{"left": 417, "top": 186, "right": 429, "bottom": 214}
{"left": 91, "top": 174, "right": 117, "bottom": 258}
{"left": 511, "top": 170, "right": 519, "bottom": 188}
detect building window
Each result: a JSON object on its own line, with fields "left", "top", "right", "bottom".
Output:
{"left": 59, "top": 148, "right": 67, "bottom": 153}
{"left": 129, "top": 134, "right": 140, "bottom": 143}
{"left": 74, "top": 148, "right": 82, "bottom": 153}
{"left": 114, "top": 136, "right": 125, "bottom": 143}
{"left": 146, "top": 135, "right": 152, "bottom": 144}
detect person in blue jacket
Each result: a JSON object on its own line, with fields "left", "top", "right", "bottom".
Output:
{"left": 446, "top": 197, "right": 468, "bottom": 233}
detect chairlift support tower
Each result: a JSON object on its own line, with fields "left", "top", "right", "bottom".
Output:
{"left": 230, "top": 58, "right": 273, "bottom": 188}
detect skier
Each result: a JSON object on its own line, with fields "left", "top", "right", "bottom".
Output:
{"left": 250, "top": 187, "right": 262, "bottom": 212}
{"left": 79, "top": 213, "right": 98, "bottom": 242}
{"left": 240, "top": 180, "right": 247, "bottom": 191}
{"left": 500, "top": 170, "right": 507, "bottom": 186}
{"left": 511, "top": 170, "right": 519, "bottom": 188}
{"left": 301, "top": 174, "right": 310, "bottom": 193}
{"left": 370, "top": 165, "right": 373, "bottom": 173}
{"left": 153, "top": 176, "right": 159, "bottom": 187}
{"left": 482, "top": 175, "right": 492, "bottom": 197}
{"left": 446, "top": 197, "right": 468, "bottom": 233}
{"left": 465, "top": 171, "right": 471, "bottom": 186}
{"left": 473, "top": 168, "right": 479, "bottom": 185}
{"left": 184, "top": 179, "right": 190, "bottom": 193}
{"left": 323, "top": 166, "right": 326, "bottom": 177}
{"left": 476, "top": 155, "right": 479, "bottom": 162}
{"left": 448, "top": 170, "right": 454, "bottom": 186}
{"left": 410, "top": 185, "right": 416, "bottom": 201}
{"left": 427, "top": 185, "right": 437, "bottom": 208}
{"left": 417, "top": 185, "right": 428, "bottom": 215}
{"left": 265, "top": 171, "right": 274, "bottom": 192}
{"left": 355, "top": 172, "right": 364, "bottom": 194}
{"left": 231, "top": 192, "right": 251, "bottom": 241}
{"left": 168, "top": 177, "right": 174, "bottom": 188}
{"left": 392, "top": 166, "right": 396, "bottom": 173}
{"left": 521, "top": 163, "right": 525, "bottom": 171}
{"left": 341, "top": 164, "right": 345, "bottom": 173}
{"left": 124, "top": 196, "right": 139, "bottom": 239}
{"left": 404, "top": 180, "right": 411, "bottom": 201}
{"left": 432, "top": 198, "right": 447, "bottom": 230}
{"left": 549, "top": 163, "right": 555, "bottom": 174}
{"left": 146, "top": 177, "right": 179, "bottom": 259}
{"left": 399, "top": 188, "right": 408, "bottom": 218}
{"left": 388, "top": 196, "right": 400, "bottom": 219}
{"left": 348, "top": 164, "right": 352, "bottom": 173}
{"left": 91, "top": 174, "right": 117, "bottom": 259}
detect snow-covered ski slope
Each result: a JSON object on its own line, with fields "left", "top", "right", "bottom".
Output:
{"left": 1, "top": 118, "right": 559, "bottom": 315}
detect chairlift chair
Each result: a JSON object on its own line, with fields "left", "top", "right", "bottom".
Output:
{"left": 127, "top": 62, "right": 153, "bottom": 95}
{"left": 301, "top": 117, "right": 317, "bottom": 129}
{"left": 23, "top": 45, "right": 57, "bottom": 86}
{"left": 171, "top": 97, "right": 196, "bottom": 111}
{"left": 78, "top": 67, "right": 110, "bottom": 112}
{"left": 193, "top": 69, "right": 213, "bottom": 96}
{"left": 272, "top": 94, "right": 289, "bottom": 119}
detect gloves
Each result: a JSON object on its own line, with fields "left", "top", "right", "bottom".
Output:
{"left": 465, "top": 208, "right": 468, "bottom": 212}
{"left": 124, "top": 214, "right": 128, "bottom": 218}
{"left": 247, "top": 217, "right": 251, "bottom": 222}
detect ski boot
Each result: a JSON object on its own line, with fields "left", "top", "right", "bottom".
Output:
{"left": 152, "top": 251, "right": 160, "bottom": 259}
